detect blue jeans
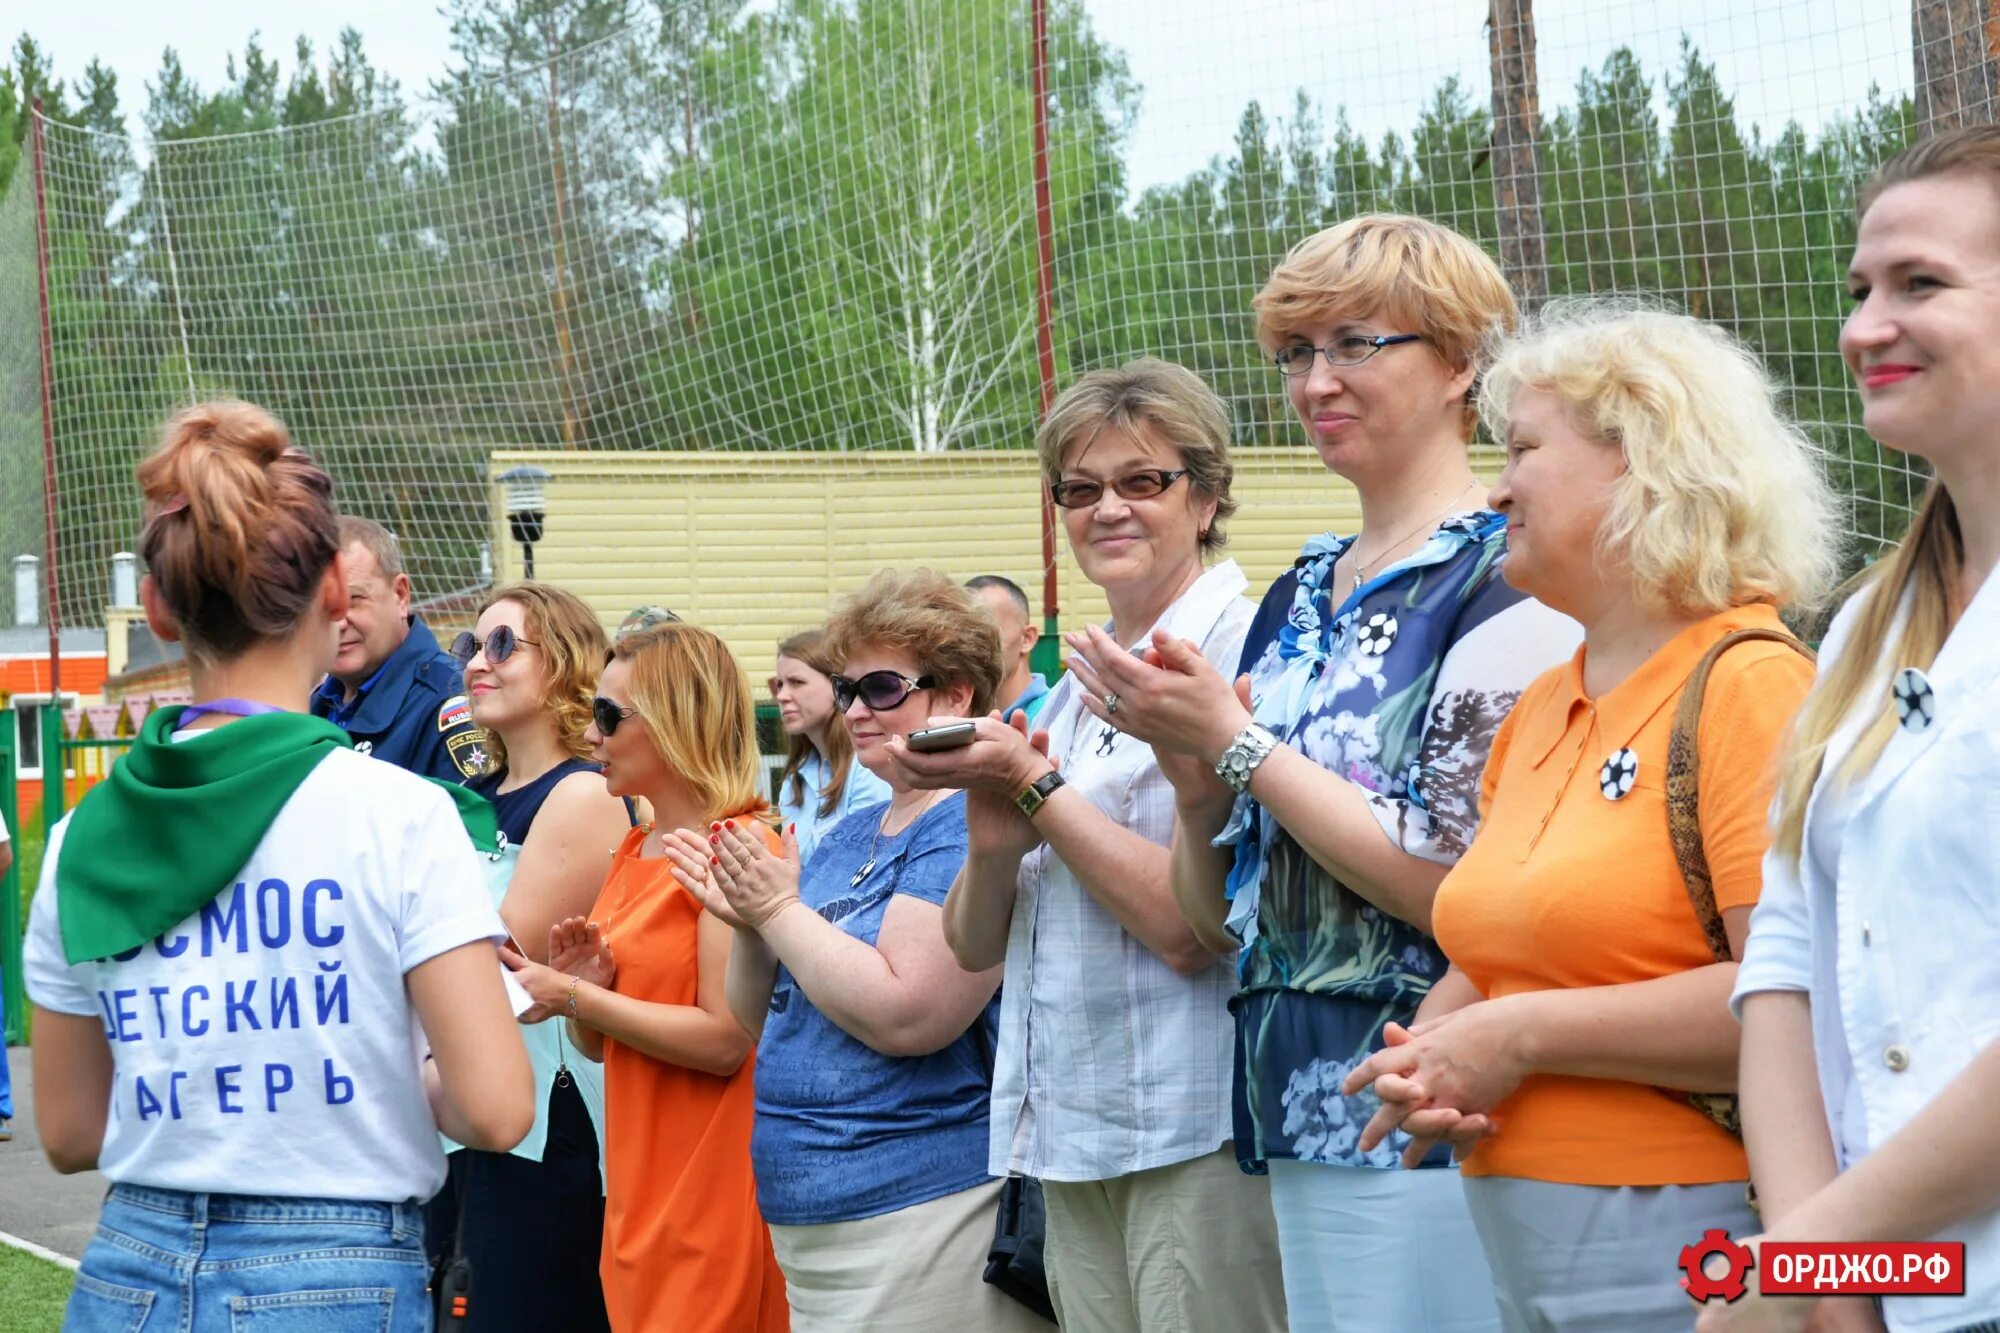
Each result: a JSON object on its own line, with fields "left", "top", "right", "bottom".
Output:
{"left": 0, "top": 964, "right": 14, "bottom": 1120}
{"left": 64, "top": 1183, "right": 432, "bottom": 1332}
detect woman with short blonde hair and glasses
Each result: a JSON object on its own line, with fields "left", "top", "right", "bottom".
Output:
{"left": 1068, "top": 216, "right": 1578, "bottom": 1332}
{"left": 503, "top": 622, "right": 788, "bottom": 1332}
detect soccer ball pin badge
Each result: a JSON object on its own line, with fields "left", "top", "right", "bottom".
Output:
{"left": 1892, "top": 667, "right": 1935, "bottom": 734}
{"left": 1599, "top": 747, "right": 1638, "bottom": 801}
{"left": 1356, "top": 611, "right": 1398, "bottom": 657}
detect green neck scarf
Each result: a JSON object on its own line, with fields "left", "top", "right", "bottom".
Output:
{"left": 56, "top": 705, "right": 499, "bottom": 964}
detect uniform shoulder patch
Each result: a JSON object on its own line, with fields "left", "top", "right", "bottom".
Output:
{"left": 438, "top": 695, "right": 473, "bottom": 732}
{"left": 446, "top": 730, "right": 489, "bottom": 778}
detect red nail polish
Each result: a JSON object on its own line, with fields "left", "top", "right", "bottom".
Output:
{"left": 710, "top": 856, "right": 719, "bottom": 866}
{"left": 709, "top": 834, "right": 719, "bottom": 845}
{"left": 725, "top": 820, "right": 735, "bottom": 829}
{"left": 710, "top": 822, "right": 721, "bottom": 831}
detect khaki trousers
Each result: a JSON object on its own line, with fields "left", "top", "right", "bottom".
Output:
{"left": 1041, "top": 1146, "right": 1288, "bottom": 1333}
{"left": 769, "top": 1178, "right": 1050, "bottom": 1333}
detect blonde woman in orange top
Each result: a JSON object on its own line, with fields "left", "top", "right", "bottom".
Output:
{"left": 504, "top": 622, "right": 788, "bottom": 1333}
{"left": 1342, "top": 301, "right": 1842, "bottom": 1332}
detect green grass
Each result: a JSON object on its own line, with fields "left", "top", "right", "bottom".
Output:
{"left": 0, "top": 1243, "right": 75, "bottom": 1332}
{"left": 14, "top": 802, "right": 44, "bottom": 924}
{"left": 8, "top": 803, "right": 45, "bottom": 1044}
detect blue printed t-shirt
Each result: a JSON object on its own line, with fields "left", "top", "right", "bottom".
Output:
{"left": 1219, "top": 512, "right": 1580, "bottom": 1171}
{"left": 751, "top": 791, "right": 997, "bottom": 1225}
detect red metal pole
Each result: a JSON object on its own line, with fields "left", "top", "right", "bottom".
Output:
{"left": 31, "top": 100, "right": 63, "bottom": 709}
{"left": 1029, "top": 0, "right": 1060, "bottom": 670}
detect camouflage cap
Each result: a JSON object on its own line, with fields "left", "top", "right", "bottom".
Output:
{"left": 615, "top": 605, "right": 682, "bottom": 639}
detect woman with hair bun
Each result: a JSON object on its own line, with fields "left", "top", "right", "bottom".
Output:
{"left": 26, "top": 400, "right": 533, "bottom": 1331}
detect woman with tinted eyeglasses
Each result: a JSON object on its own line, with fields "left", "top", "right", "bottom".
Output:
{"left": 501, "top": 623, "right": 789, "bottom": 1332}
{"left": 885, "top": 358, "right": 1283, "bottom": 1333}
{"left": 661, "top": 569, "right": 1041, "bottom": 1333}
{"left": 1066, "top": 216, "right": 1581, "bottom": 1333}
{"left": 426, "top": 582, "right": 633, "bottom": 1333}
{"left": 773, "top": 627, "right": 892, "bottom": 866}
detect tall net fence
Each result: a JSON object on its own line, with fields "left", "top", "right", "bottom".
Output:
{"left": 0, "top": 0, "right": 1985, "bottom": 627}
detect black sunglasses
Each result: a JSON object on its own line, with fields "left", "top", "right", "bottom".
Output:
{"left": 1049, "top": 469, "right": 1189, "bottom": 510}
{"left": 592, "top": 695, "right": 640, "bottom": 737}
{"left": 450, "top": 624, "right": 539, "bottom": 667}
{"left": 830, "top": 670, "right": 936, "bottom": 712}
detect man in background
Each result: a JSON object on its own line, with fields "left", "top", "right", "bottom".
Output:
{"left": 967, "top": 574, "right": 1049, "bottom": 724}
{"left": 311, "top": 517, "right": 484, "bottom": 782}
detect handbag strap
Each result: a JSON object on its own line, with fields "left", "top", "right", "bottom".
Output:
{"left": 1664, "top": 626, "right": 1815, "bottom": 964}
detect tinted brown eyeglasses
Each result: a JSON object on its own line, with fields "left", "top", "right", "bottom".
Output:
{"left": 1048, "top": 469, "right": 1189, "bottom": 510}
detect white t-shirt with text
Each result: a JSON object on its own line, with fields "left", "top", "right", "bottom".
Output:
{"left": 24, "top": 745, "right": 504, "bottom": 1201}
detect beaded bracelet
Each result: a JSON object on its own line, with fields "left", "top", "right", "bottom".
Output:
{"left": 566, "top": 975, "right": 582, "bottom": 1021}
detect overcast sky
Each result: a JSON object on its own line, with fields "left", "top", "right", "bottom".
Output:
{"left": 21, "top": 0, "right": 1914, "bottom": 190}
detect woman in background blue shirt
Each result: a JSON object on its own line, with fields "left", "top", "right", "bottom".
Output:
{"left": 773, "top": 628, "right": 891, "bottom": 865}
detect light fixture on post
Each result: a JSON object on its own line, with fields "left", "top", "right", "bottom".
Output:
{"left": 497, "top": 464, "right": 552, "bottom": 579}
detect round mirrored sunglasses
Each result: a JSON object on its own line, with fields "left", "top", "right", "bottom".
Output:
{"left": 450, "top": 624, "right": 540, "bottom": 667}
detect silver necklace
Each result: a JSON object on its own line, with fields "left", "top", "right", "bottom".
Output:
{"left": 851, "top": 789, "right": 947, "bottom": 887}
{"left": 1346, "top": 481, "right": 1481, "bottom": 591}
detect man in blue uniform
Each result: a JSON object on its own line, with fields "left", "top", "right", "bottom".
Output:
{"left": 311, "top": 517, "right": 486, "bottom": 782}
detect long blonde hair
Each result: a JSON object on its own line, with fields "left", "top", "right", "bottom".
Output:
{"left": 1771, "top": 127, "right": 1996, "bottom": 859}
{"left": 614, "top": 623, "right": 766, "bottom": 821}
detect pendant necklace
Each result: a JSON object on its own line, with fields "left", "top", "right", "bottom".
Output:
{"left": 852, "top": 789, "right": 948, "bottom": 887}
{"left": 1347, "top": 481, "right": 1481, "bottom": 592}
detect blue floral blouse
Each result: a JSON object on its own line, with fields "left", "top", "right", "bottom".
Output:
{"left": 1219, "top": 511, "right": 1581, "bottom": 1171}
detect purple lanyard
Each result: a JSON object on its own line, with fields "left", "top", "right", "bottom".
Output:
{"left": 177, "top": 697, "right": 289, "bottom": 727}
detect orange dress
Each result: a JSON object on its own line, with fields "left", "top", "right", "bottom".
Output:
{"left": 593, "top": 824, "right": 789, "bottom": 1333}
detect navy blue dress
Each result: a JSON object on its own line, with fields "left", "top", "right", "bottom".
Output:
{"left": 426, "top": 757, "right": 630, "bottom": 1332}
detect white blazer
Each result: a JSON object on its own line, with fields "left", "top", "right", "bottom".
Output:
{"left": 1734, "top": 575, "right": 2000, "bottom": 1333}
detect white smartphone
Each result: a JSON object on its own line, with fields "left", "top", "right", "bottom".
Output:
{"left": 906, "top": 721, "right": 978, "bottom": 752}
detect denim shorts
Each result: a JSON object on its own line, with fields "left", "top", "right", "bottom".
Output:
{"left": 64, "top": 1183, "right": 431, "bottom": 1332}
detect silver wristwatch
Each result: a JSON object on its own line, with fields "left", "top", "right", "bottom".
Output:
{"left": 1215, "top": 723, "right": 1279, "bottom": 794}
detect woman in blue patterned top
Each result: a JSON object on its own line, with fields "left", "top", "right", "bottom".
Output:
{"left": 1067, "top": 214, "right": 1580, "bottom": 1333}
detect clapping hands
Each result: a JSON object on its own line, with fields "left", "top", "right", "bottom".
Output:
{"left": 662, "top": 819, "right": 802, "bottom": 932}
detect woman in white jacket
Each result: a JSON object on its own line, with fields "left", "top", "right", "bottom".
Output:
{"left": 1714, "top": 125, "right": 2000, "bottom": 1333}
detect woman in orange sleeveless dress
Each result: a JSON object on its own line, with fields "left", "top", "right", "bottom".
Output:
{"left": 504, "top": 623, "right": 788, "bottom": 1332}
